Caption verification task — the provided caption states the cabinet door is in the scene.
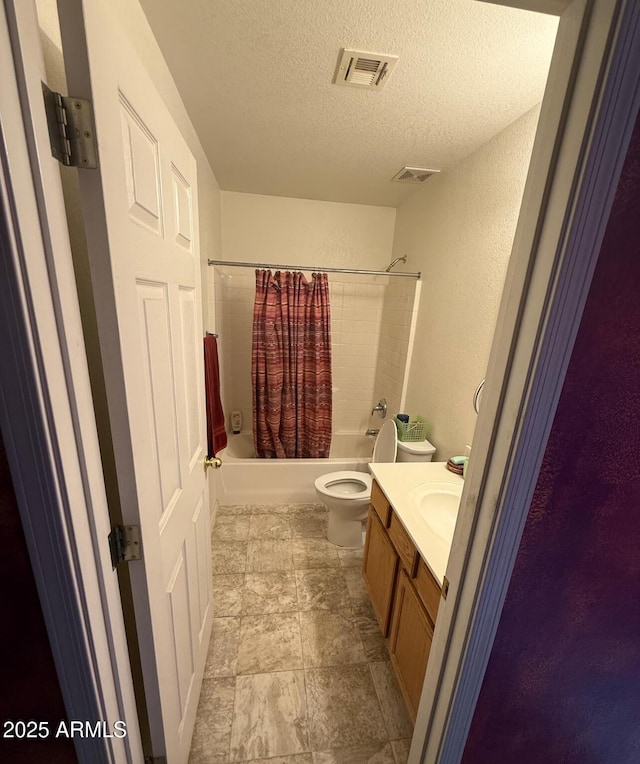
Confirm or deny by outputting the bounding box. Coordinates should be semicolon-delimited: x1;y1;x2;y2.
363;509;399;636
389;569;434;720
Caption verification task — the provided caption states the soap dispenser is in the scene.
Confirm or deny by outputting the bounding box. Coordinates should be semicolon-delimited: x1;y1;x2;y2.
231;410;242;434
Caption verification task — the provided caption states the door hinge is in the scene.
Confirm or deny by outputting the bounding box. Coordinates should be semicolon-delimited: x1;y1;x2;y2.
42;83;98;169
109;524;142;568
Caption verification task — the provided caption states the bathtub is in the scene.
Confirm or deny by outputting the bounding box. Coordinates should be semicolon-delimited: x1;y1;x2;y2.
216;432;374;505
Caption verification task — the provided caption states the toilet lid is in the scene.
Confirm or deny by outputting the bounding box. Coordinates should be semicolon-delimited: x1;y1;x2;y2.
372;419;397;463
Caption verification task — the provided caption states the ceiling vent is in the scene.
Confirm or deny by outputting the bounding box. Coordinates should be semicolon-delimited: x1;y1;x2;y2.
334;49;398;91
391;166;441;184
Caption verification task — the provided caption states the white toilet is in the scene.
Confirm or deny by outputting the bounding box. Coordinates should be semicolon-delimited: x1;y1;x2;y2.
314;420;436;547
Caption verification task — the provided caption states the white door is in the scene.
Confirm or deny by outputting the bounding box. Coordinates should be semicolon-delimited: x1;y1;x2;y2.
54;1;213;761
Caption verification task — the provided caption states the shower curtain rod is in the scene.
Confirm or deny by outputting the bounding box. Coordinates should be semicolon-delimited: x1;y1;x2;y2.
207;258;421;279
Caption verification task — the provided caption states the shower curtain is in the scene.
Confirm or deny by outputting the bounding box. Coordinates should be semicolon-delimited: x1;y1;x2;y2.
252;269;332;459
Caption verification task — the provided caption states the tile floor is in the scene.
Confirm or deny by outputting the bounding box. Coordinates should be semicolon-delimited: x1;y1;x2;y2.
190;503;413;764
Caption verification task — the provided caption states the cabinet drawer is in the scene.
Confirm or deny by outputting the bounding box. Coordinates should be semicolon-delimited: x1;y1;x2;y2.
388;512;417;574
413;557;441;626
370;480;391;527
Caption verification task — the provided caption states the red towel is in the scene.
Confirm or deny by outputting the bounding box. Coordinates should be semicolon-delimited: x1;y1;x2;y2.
204;335;227;456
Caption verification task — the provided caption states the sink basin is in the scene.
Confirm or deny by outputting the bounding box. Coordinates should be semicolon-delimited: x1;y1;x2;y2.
409;481;462;544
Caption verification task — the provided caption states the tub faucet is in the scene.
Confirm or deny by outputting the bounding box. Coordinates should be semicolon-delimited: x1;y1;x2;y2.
371;398;387;418
365;428;380;437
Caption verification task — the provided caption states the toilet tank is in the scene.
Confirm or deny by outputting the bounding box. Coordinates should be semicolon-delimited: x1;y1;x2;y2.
396;439;436;463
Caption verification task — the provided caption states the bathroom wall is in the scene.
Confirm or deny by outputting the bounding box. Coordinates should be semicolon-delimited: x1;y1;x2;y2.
220;191;396;271
393;105;541;458
461;110;640;764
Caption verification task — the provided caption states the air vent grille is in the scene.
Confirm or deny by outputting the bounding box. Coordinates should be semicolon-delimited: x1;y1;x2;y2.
391;166;441;184
334;49;398;91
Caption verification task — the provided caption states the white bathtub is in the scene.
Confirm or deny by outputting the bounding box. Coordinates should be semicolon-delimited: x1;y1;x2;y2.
216;432;373;504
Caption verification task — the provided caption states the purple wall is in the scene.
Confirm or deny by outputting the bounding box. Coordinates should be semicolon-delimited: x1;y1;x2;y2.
461;115;640;763
0;432;77;762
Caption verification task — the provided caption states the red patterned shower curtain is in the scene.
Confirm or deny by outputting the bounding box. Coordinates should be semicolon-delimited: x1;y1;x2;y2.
252;269;332;458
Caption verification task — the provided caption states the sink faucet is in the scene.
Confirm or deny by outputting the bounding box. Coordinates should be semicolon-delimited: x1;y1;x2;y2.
371;398;387;418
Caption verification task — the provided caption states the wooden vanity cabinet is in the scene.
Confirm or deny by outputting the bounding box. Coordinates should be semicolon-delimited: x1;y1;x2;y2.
370;479;392;526
389;569;434;718
362;479;443;721
363;509;399;636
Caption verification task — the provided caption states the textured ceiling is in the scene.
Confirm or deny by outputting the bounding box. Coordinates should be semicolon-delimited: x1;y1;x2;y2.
139;0;557;207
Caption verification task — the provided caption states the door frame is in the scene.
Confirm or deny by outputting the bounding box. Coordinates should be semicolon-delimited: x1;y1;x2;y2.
0;1;142;761
1;2;638;764
414;0;640;761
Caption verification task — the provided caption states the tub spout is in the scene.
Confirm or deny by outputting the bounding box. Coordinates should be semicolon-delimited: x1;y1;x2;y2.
365;429;380;437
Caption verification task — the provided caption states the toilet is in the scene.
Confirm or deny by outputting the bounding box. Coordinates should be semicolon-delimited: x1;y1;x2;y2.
314;420;436;547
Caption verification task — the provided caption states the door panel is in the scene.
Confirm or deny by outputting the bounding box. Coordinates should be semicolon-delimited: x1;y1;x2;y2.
178;287;204;470
120;95;163;234
57;0;212;760
136;280;183;514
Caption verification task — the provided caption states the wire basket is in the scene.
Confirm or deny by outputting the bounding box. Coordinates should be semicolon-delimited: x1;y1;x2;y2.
393;415;429;442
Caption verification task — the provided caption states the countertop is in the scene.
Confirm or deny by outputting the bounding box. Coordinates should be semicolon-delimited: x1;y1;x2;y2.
369;462;464;586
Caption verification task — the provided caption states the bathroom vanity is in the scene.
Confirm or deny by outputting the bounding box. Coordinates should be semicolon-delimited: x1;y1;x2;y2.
363;464;463;720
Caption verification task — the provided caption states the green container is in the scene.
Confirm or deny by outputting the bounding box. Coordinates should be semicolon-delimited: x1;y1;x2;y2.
393;415;429;442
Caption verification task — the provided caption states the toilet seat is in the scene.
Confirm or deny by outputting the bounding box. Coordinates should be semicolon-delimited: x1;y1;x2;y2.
314;471;372;499
371;419;398;463
315;420;398;546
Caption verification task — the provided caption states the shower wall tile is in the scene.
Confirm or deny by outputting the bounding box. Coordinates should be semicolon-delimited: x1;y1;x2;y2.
330;274;386;434
370;279;420;425
214;268;256;436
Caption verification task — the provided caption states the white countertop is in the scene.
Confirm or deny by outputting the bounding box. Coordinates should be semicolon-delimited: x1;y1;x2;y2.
369;462;464;586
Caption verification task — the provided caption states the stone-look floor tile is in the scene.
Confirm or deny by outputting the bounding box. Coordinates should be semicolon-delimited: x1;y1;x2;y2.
189;753;227;764
229;670;309;761
249;503;293;515
204;617;241;677
212;514;250;541
212;574;245;617
236;613;303;674
218;504;254;516
243;571;299;615
188;677;235;762
211;541;247;574
289;507;329;538
353;601;389;662
247;539;294;572
305;665;388;750
391;738;411;764
295;569;351;611
369;662;413;740
313;741;396;763
300;610;366;668
343;567;370;607
291;503;323;513
248;756;313;764
249;513;291;540
292;538;340;569
337;546;364;568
